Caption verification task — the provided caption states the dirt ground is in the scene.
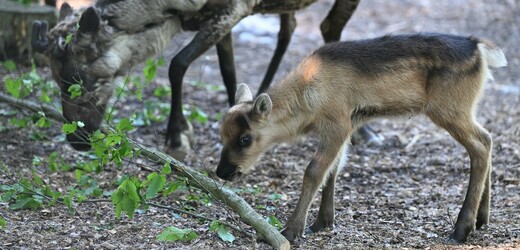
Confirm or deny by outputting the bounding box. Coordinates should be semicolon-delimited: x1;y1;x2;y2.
1;0;519;249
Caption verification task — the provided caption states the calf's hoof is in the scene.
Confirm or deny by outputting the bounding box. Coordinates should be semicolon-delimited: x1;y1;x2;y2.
447;228;471;244
281;227;303;243
165;123;193;160
475;212;489;230
306;221;334;234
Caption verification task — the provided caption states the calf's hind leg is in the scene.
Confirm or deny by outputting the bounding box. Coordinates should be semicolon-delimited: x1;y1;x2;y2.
476;160;491;229
427;112;492;243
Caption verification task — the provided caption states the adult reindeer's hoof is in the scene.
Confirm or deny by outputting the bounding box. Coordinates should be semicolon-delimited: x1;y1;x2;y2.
165;122;193;160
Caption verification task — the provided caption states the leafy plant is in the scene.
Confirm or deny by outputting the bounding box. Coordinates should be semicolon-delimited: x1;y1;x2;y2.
112;178;141;219
156;226;198;242
266;215;283;230
143;57;165;82
210;220;235;243
0;215;6;228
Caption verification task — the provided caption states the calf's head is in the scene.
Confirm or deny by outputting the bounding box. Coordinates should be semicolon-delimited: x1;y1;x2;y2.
216;84;274;181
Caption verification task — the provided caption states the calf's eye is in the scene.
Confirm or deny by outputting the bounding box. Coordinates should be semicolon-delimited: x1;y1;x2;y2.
238;134;252;147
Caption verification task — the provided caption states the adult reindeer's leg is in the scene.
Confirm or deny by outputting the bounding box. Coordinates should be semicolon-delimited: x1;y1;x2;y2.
307;143;348;233
428;113;492;243
282;123;351;242
320;0;360;42
257;12;296;95
216;32;237;106
166;1;256;159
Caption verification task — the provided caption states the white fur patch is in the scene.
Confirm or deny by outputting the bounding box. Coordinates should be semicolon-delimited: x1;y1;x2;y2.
478;43;507;68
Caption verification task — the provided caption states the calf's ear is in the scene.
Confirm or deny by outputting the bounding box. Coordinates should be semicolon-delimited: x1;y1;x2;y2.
235;83;253;104
252;93;272;121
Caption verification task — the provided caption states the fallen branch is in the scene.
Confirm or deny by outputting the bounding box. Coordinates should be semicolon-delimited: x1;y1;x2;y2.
0;92;290;250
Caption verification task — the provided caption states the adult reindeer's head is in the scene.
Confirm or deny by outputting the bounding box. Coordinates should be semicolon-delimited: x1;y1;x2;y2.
32;3;182;150
32;3;114;150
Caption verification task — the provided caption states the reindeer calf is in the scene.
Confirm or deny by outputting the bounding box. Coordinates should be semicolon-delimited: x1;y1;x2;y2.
216;33;507;243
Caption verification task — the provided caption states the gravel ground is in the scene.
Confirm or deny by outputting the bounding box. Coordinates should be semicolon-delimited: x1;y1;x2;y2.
1;0;519;249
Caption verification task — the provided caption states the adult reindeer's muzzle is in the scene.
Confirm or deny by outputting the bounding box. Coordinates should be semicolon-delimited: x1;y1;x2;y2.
32;21;49;53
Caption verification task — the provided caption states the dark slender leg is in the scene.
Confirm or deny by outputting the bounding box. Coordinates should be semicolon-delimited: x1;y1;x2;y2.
256;12;297;95
320;0;360;43
216;32;238;106
166;6;246;159
476;163;491;229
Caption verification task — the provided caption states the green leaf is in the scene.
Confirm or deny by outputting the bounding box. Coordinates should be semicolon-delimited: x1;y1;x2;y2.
209;220;220;231
35;117;51;128
62;122;78;134
153;86;171;98
9;197;42;210
161;162;172;175
143;59;157;82
0;215;6;228
268;193;282;201
112;179;140;219
65;33;73;44
145;173;166;199
217;226;235;243
32;171;44;186
32;156;42;166
68;84;82;99
156;226;198;242
266;215;283;230
116;118;134;132
3;60;16;72
48;152;59;172
5;77;22;98
39;91;51;103
187;106;208;124
105;133;122;146
210;220;235;243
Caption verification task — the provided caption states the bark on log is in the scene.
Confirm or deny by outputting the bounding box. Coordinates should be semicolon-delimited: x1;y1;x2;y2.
0;92;291;250
0;0;57;62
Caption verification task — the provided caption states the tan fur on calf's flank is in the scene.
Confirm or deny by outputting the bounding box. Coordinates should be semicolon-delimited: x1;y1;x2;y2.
301;56;321;83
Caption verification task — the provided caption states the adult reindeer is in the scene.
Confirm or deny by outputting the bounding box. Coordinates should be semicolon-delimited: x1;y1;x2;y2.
32;0;377;159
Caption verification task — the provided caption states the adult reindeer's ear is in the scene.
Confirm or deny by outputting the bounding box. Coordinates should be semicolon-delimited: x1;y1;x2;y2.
78;7;100;34
235;83;253;104
252;93;272;121
59;2;73;21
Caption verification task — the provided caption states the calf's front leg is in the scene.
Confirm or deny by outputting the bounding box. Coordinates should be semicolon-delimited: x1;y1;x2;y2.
282;126;350;242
